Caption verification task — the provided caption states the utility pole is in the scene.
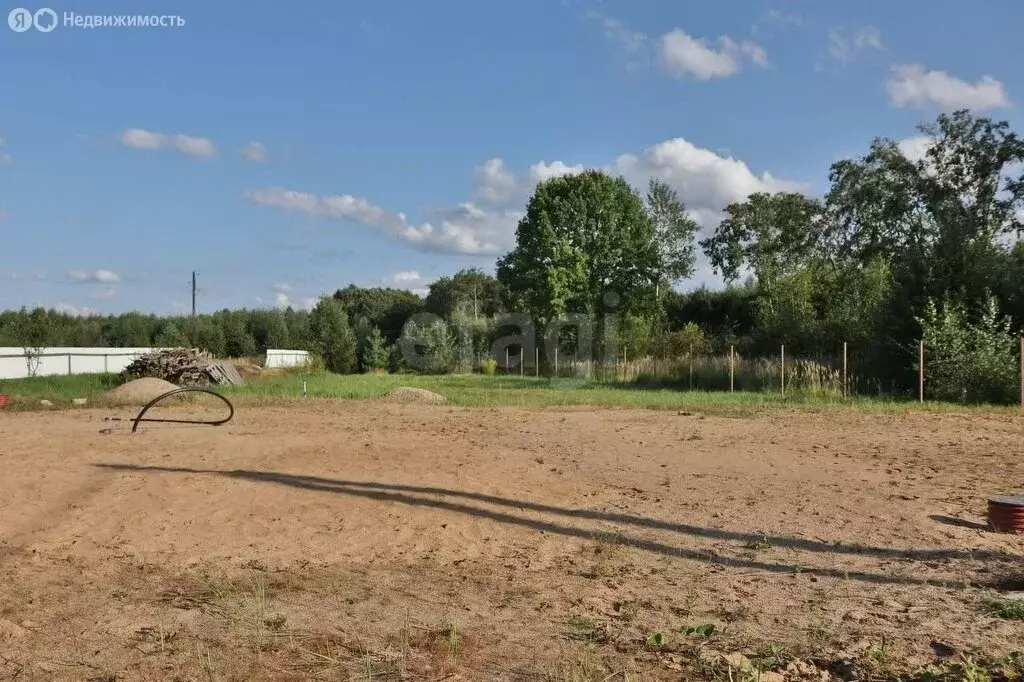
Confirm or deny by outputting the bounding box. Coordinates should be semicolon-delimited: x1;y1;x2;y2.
191;271;197;317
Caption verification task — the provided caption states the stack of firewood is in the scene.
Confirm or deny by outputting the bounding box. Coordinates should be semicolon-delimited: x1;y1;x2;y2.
121;349;244;386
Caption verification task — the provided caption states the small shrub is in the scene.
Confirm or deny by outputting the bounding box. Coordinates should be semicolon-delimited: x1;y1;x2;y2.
918;295;1018;404
482;357;498;375
400;319;457;374
360;327;390;373
984;598;1024;620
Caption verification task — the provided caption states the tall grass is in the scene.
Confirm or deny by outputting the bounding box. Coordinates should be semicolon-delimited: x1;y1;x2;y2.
537;353;848;397
0;373;121;409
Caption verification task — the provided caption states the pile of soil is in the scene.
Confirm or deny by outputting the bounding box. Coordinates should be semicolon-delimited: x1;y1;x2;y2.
379;387;447;404
104;378;180;405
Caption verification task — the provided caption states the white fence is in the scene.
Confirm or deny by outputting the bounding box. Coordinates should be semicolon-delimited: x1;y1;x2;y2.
265;349;311;369
0;347;314;380
0;347;163;380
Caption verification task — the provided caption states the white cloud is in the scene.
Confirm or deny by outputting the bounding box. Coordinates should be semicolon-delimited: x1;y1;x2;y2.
385;270;422;285
271;284;320;310
54;303;97;317
247;186;520;255
8;270;47;282
854;26;884;51
473;158;586;208
250;136;803;257
173;134;215;158
588;11;647;53
120;128;163;150
827;26;884;65
473;158;520;204
68;269;121;284
586;11;651;73
659;29;768;80
242;141;268;163
898;136;932;164
614;138;806;228
887;64;1010;110
119;128;217;158
379;270;435;296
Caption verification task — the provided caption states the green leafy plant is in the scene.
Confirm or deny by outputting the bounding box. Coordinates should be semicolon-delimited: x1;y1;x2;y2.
645;632;666;647
917;295;1018;404
679;623;717;638
482;357;498;375
983;598;1024;620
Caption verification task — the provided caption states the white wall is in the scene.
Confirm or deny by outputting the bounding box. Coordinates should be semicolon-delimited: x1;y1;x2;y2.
265;349;311;369
0;347;314;379
0;347;163;380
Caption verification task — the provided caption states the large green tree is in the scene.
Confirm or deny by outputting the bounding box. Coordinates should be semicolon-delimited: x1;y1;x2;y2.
825;110;1024;306
496;170;660;323
332;286;424;341
425;268;502;320
700;192;824;285
646;178;698;287
308;298;358;373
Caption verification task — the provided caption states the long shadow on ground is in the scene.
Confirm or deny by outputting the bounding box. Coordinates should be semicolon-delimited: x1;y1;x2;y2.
94;464;1021;588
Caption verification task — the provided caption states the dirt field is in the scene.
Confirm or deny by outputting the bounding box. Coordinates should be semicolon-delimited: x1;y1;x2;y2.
1;401;1023;680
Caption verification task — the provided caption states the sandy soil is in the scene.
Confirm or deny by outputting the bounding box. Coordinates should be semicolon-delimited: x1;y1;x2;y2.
0;401;1022;680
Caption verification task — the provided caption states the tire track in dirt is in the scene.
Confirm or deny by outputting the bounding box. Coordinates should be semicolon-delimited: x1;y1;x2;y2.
0;468;122;562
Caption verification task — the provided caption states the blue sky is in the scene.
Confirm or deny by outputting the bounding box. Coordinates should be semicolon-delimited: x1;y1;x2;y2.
1;0;1021;315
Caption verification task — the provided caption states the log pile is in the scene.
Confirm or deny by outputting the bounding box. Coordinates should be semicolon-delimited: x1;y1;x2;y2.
121;349;245;387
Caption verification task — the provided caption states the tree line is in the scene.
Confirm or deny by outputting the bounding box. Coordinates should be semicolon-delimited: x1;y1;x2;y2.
3;110;1022;403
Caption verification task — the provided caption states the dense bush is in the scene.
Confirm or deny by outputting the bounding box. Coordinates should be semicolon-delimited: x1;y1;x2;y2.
918;296;1019;404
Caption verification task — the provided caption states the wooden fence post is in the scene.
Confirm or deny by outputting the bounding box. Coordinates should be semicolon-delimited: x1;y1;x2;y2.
843;342;848;398
688;345;693;391
535;347;539;378
781;344;786;396
520;349;524;376
67;354;72;375
505;347;509;374
729;345;734;393
554;347;558;377
919;340;924;403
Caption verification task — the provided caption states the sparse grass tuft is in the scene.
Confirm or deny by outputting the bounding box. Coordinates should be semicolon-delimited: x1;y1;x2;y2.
983;597;1024;620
